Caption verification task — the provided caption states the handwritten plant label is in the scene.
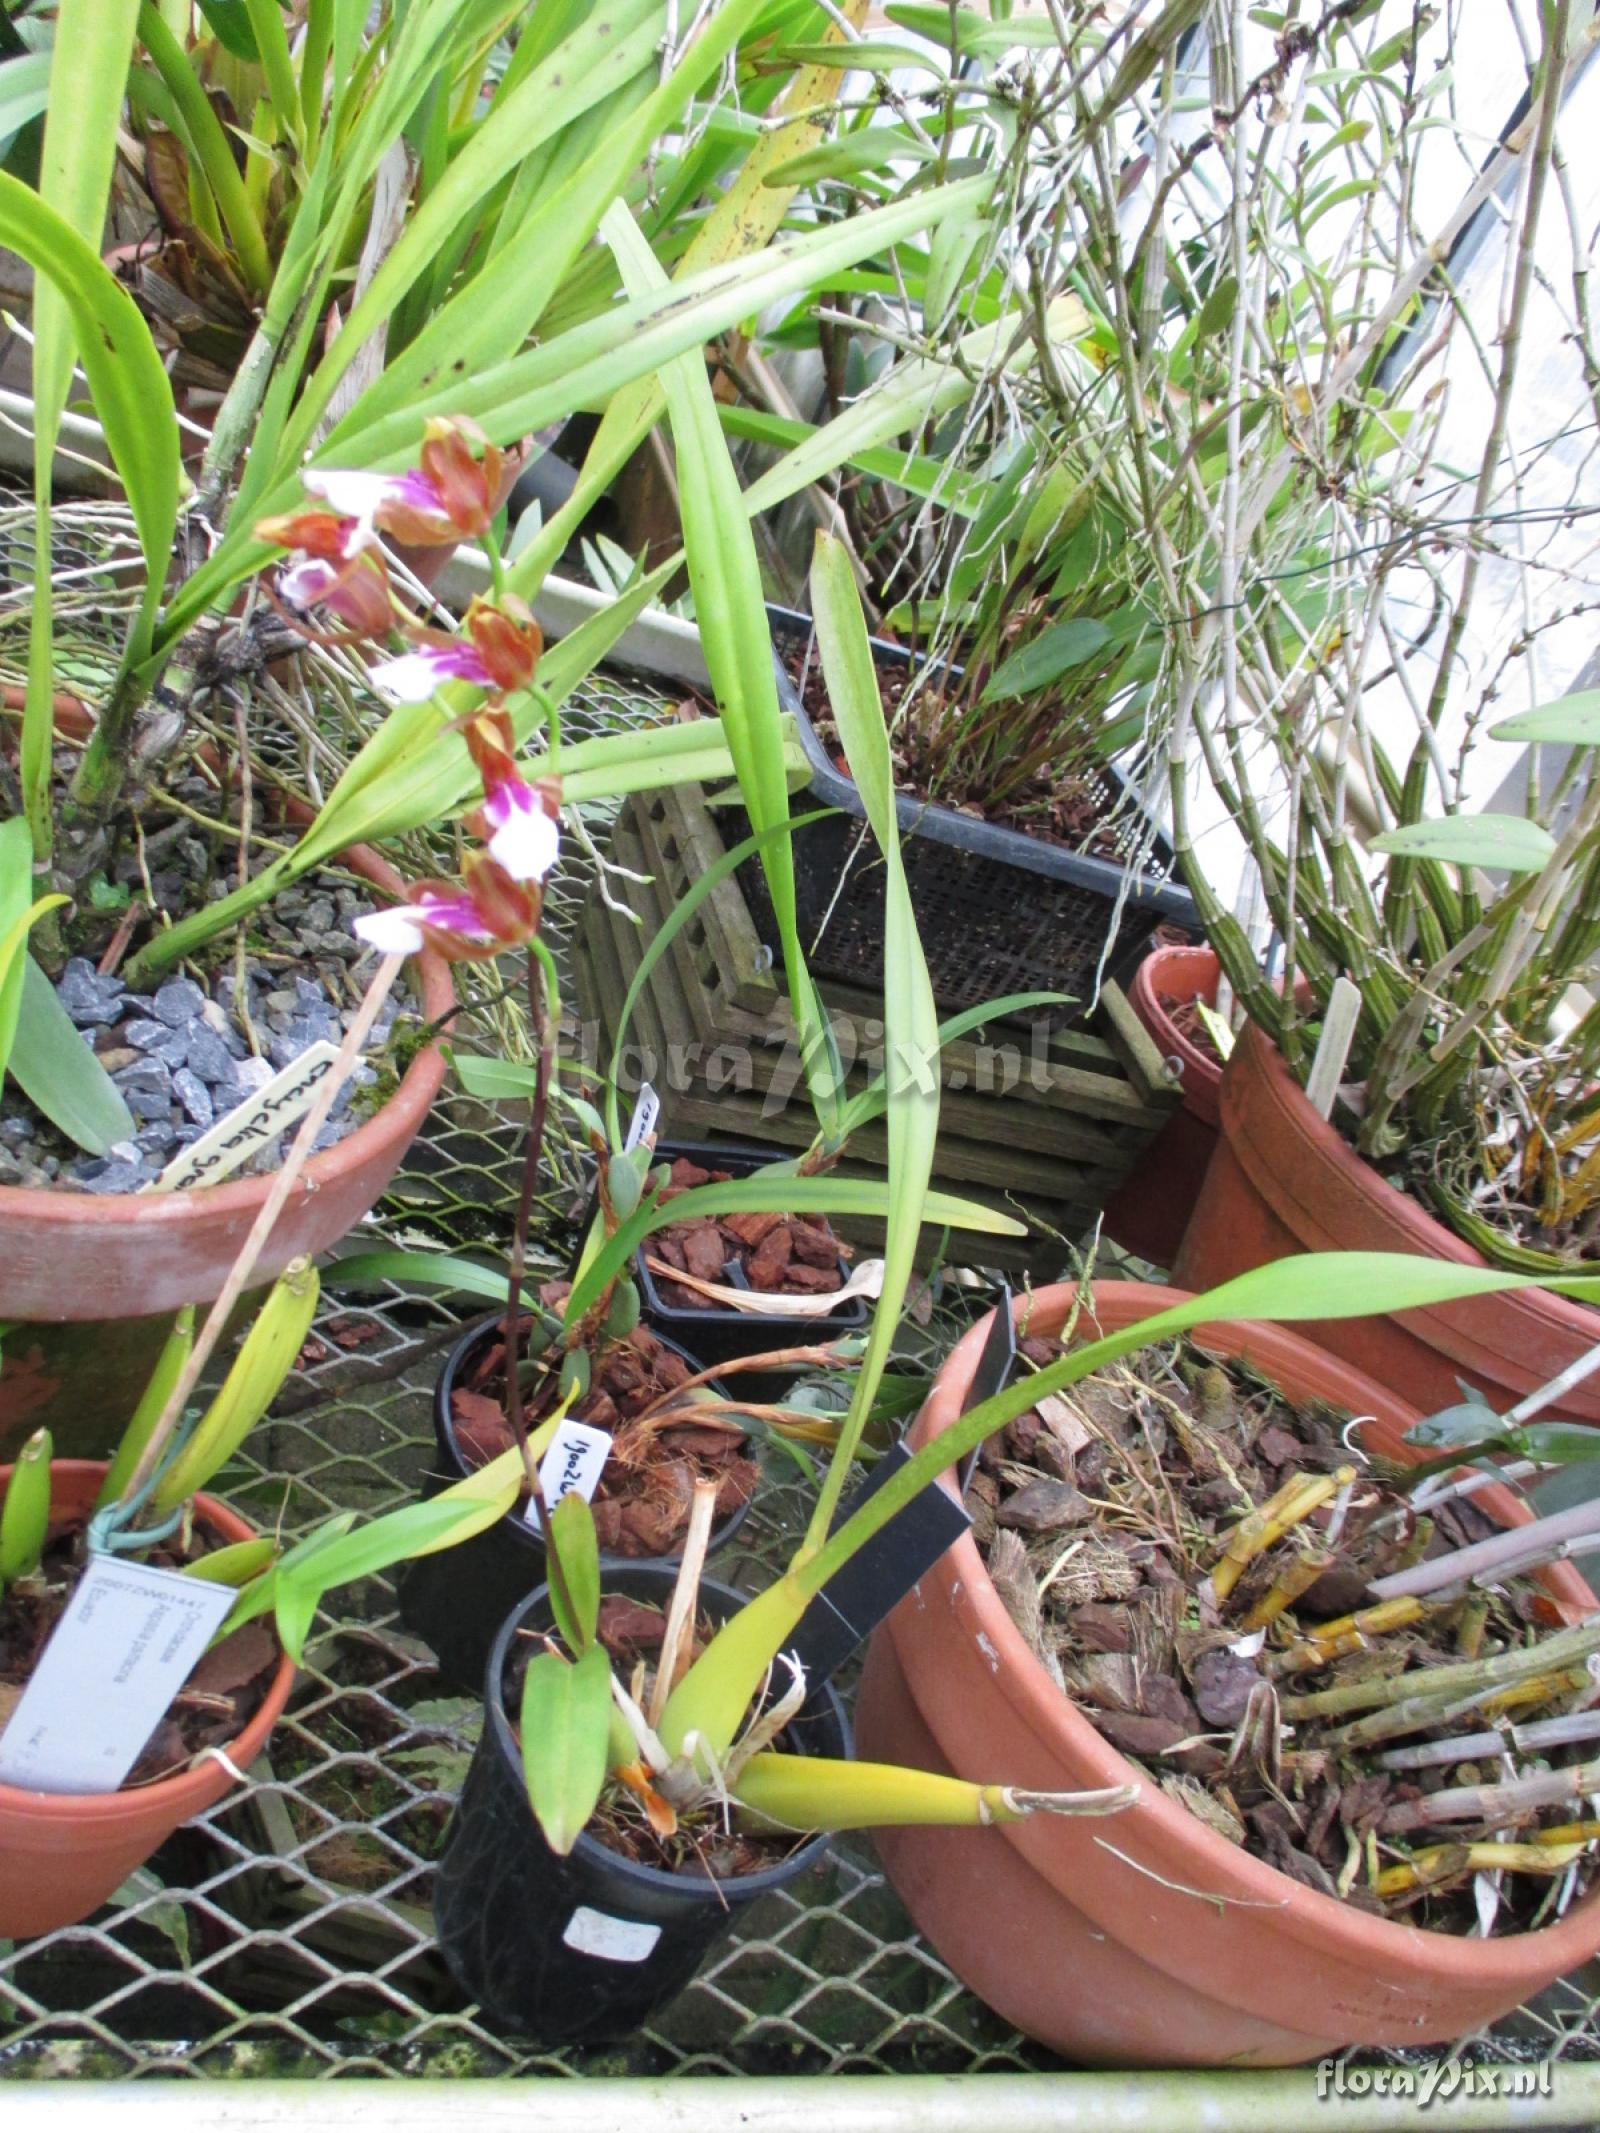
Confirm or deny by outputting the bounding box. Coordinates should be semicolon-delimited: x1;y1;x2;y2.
150;1040;342;1193
533;1420;612;1518
561;1905;660;1963
0;1555;237;1795
623;1081;660;1153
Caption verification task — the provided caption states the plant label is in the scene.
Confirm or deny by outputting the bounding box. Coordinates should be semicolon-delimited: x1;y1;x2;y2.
787;1440;973;1686
535;1421;612;1511
0;1555;238;1795
149;1041;343;1193
623;1082;660;1153
789;1290;1015;1684
561;1905;660;1963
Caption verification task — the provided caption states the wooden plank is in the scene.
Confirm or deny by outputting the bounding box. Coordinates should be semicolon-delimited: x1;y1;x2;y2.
578;893;1134;1206
617;800;1172;1131
1097;972;1183;1107
602;827;1152;1171
626;790;780;1015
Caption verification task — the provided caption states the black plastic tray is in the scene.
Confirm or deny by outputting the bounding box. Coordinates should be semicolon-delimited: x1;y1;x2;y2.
581;1137;870;1399
756;606;1197;1025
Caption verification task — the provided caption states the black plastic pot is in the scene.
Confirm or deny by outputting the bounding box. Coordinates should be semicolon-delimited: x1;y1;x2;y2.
752;606;1197;1028
433;1564;850;2042
398;1314;750;1691
606;1139;869;1396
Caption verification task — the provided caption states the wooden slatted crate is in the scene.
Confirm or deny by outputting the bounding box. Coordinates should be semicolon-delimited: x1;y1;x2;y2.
572;786;1178;1273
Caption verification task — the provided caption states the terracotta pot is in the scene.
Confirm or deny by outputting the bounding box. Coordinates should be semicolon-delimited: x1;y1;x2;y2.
856;1282;1600;2067
0;815;452;1452
1174;1021;1600;1425
0;1460;296;1939
1102;944;1223;1267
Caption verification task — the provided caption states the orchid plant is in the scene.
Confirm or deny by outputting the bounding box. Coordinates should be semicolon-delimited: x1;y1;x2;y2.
479;537;1600;1864
281;438;1029;1566
0;1256;531;1687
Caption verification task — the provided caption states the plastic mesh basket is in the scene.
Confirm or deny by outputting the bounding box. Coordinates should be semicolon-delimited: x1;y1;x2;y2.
748;616;1197;1028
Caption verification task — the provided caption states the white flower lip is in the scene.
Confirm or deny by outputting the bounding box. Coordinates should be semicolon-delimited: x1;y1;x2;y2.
369;650;450;704
487;794;560;882
353;908;427;954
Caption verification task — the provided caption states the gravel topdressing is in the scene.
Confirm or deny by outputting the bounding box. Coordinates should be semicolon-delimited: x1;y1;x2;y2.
1;877;407;1195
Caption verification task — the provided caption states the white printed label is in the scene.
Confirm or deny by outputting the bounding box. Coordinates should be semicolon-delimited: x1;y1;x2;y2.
0;1555;238;1795
534;1421;612;1514
623;1082;660;1154
561;1905;661;1963
149;1041;342;1193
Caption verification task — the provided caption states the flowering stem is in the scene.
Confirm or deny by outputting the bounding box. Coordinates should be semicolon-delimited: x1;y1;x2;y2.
116;952;404;1513
502;934;576;1632
481;522;508;604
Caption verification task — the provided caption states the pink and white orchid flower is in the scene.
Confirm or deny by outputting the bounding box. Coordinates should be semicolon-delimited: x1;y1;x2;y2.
463;710;561;884
368;641;498;703
303;419;506;552
482;767;561;883
352;886;500;958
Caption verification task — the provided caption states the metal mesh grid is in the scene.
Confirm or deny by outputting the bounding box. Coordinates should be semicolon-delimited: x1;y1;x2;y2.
2;629;1599;2083
0;1071;1059;2081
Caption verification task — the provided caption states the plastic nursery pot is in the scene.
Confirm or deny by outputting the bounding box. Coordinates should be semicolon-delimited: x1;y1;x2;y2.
752;607;1198;1031
0;1460;296;1940
398;1313;751;1691
615;1138;869;1395
855;1282;1600;2069
1102;943;1222;1268
1174;1019;1600;1425
433;1562;849;2043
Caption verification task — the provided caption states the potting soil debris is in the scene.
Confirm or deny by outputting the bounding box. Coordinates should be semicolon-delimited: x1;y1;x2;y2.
970;1325;1600;1937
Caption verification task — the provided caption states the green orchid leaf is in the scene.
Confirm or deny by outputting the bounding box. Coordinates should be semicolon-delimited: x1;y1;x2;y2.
981;618;1113;703
546;1494;601;1657
331;1249;537;1310
9;956;136;1154
520;1643;612;1855
1370;814;1557;874
1489;690;1600;747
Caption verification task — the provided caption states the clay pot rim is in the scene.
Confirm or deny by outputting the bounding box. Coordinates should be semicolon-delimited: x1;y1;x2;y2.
904;1281;1600;1986
0;1458;296;1822
1225;1020;1600;1317
0;834;452;1234
1131;943;1224;1114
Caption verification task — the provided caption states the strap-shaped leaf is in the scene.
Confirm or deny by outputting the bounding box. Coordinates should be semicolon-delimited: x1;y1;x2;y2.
800;533;939;1547
9;956;136;1154
0;171;179;661
0;816;56;1081
521;1643;612;1855
607;198;843;1140
547;1495;600;1657
1371;814;1557;873
566;1174;1025;1329
1490;690;1600;747
23;0;143;855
